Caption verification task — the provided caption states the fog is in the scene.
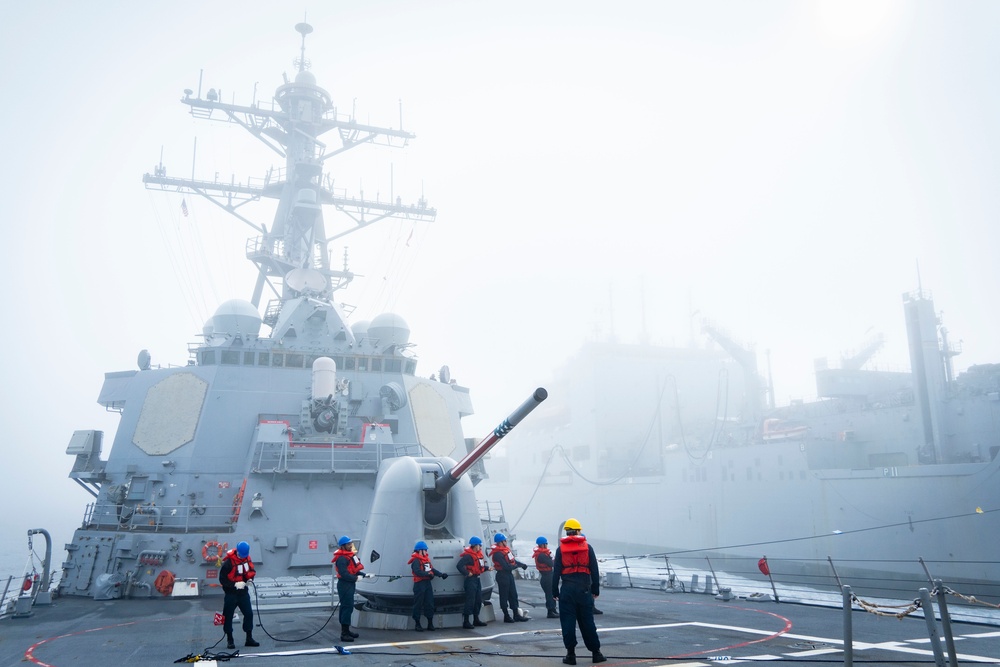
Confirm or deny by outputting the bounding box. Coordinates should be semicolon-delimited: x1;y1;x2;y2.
3;1;1000;575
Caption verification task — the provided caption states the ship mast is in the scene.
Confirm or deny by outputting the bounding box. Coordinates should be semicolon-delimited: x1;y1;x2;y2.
143;22;436;316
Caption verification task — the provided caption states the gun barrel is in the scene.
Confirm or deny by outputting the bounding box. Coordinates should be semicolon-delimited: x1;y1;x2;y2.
434;387;547;496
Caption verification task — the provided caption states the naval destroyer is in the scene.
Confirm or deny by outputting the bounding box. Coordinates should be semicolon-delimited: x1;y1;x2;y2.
482;290;1000;603
8;21;535;611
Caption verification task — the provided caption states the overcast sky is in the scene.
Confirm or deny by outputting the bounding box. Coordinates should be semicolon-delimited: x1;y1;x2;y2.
3;0;999;573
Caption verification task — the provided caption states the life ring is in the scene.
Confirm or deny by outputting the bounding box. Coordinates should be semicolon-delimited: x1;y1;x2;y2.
22;576;32;592
203;541;227;562
154;570;176;596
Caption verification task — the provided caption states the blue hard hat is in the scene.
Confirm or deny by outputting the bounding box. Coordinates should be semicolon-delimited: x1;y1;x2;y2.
236;541;250;558
470;536;483;546
493;533;507;543
536;536;548;545
414;541;428;551
338;536;352;547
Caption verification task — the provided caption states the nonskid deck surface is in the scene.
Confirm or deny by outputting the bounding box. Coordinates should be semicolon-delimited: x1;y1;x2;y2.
3;587;999;667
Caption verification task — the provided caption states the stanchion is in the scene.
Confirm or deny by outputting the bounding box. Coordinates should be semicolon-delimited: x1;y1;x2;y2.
842;585;853;667
918;587;946;667
934;580;958;667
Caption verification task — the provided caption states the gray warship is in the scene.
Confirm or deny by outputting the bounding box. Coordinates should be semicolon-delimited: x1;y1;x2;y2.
482;289;1000;603
33;21;529;609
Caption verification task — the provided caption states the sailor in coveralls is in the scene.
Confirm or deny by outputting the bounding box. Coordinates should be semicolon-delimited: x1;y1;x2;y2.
456;535;491;628
552;519;605;664
332;535;364;642
490;532;529;622
219;541;259;649
533;536;559;618
409;541;447;631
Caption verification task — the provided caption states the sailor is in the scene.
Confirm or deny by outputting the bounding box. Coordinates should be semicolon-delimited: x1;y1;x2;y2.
409;541;448;631
552;519;605;665
456;535;490;629
218;540;260;649
332;535;365;642
490;533;529;623
532;536;558;618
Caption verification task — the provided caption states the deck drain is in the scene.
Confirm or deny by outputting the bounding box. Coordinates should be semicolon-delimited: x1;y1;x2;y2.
788;640;833;650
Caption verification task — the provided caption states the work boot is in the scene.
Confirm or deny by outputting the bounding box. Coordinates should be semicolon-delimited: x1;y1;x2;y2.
503;611;514;623
473;616;487;627
341;624;358;640
414;618;424;632
425;616;437;631
245;633;260;648
593;607;604;614
563;650;577;665
226;633;235;649
339;631;355;642
462;615;474;629
547;610;559;618
592;650;607;663
513;612;529;622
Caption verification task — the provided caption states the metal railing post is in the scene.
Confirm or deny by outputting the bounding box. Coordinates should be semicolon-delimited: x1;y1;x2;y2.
842;585;853;667
705;557;718;595
622;555;633;588
918;587;946;667
934;580;958;667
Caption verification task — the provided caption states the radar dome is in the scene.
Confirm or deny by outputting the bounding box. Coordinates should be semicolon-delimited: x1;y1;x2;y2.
351;320;371;342
368;313;410;349
294;70;317;86
211;299;262;337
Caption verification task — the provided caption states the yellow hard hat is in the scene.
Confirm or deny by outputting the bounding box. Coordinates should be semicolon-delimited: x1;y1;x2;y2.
563;518;582;531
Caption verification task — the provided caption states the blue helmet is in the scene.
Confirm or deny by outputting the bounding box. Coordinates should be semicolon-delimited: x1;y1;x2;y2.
414;540;428;551
469;536;483;546
338;536;352;547
536;536;548;545
236;541;250;558
493;533;507;543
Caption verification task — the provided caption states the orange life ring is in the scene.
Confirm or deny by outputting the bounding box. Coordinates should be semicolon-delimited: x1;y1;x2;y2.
202;540;227;562
22;576;33;592
154;570;176;596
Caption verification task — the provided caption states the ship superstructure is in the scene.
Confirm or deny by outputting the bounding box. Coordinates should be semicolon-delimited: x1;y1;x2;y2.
484;290;1000;601
59;23;488;601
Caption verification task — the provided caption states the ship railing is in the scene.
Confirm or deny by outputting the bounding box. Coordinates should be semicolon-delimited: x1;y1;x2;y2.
595;551;1000;625
80;499;246;533
250;440;420;475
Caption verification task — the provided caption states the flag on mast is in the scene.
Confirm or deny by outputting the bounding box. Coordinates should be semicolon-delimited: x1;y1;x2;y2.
181;199;189;217
405;228;414;246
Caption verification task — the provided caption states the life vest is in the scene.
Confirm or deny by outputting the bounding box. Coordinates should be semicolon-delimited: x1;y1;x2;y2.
461;547;488;576
224;549;256;583
559;535;591;575
533;546;553;572
332;548;365;577
490;544;518;569
409;551;434;581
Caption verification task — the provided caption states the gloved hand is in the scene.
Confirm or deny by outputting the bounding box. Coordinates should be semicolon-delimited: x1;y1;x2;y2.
520;563;528;570
440;573;449;579
235;581;246;590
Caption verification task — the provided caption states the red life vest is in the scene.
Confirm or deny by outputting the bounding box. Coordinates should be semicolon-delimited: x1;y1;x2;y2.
490;544;518;568
461;547;488;575
332;548;365;577
559;535;590;575
224;549;256;583
409;551;434;581
533;546;553;572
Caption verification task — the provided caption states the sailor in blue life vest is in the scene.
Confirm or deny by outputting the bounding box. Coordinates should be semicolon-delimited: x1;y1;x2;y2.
456;535;491;629
532;536;559;618
332;535;367;642
409;541;448;631
218;541;259;649
552;518;605;665
490;533;530;622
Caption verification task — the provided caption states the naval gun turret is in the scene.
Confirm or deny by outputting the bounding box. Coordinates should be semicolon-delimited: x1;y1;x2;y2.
357;388;547;614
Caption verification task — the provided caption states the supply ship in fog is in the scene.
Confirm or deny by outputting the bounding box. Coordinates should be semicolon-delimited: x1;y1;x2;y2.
482;290;1000;601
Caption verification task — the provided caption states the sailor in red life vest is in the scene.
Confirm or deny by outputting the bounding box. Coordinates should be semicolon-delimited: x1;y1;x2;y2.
332;535;366;643
218;541;259;649
409;541;448;631
456;535;491;629
533;536;559;618
490;533;529;623
552;518;605;665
